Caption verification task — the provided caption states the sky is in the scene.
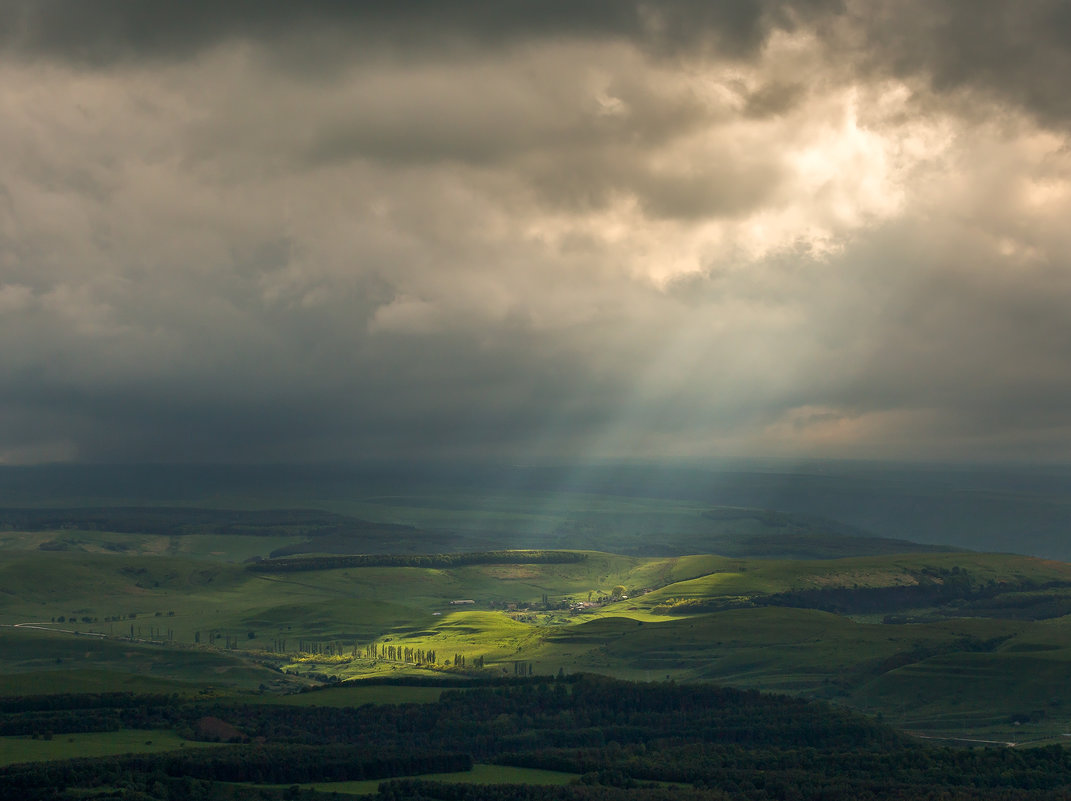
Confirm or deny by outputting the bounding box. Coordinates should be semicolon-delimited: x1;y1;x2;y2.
1;0;1070;465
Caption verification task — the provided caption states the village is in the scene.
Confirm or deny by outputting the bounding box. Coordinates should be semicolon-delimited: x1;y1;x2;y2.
443;586;651;625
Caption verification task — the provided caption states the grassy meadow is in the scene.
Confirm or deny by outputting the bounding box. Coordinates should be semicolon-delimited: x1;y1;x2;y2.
0;730;222;767
288;764;582;796
4;491;1071;743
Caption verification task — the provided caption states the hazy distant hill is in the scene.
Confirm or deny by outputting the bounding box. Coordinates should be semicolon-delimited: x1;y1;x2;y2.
1;461;1069;558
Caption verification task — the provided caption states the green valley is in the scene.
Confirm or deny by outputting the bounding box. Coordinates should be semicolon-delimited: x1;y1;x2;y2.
5;509;1071;745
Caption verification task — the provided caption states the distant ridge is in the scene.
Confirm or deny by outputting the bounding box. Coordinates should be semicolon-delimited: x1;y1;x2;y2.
247;549;587;573
0;507;414;538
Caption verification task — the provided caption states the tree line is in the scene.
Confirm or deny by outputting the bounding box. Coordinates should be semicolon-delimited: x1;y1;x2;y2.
4;675;1071;800
248;550;587;573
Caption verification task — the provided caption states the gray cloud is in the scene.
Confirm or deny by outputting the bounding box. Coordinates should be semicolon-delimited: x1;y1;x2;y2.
4;0;1070;130
822;0;1071;127
1;3;1070;464
0;1;791;65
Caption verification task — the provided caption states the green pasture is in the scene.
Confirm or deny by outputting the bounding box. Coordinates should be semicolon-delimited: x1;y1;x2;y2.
855;648;1071;740
0;628;294;695
0;551;248;624
520;607;1071;739
621;551;1071;614
4;548;1071;672
0;730;220;766
0;668;206;697
0;529;302;562
0;550;649;650
274;763;581;796
2;547;1068;641
6;544;1071;740
533;607;1027;682
8;522;1045;661
276;610;545;681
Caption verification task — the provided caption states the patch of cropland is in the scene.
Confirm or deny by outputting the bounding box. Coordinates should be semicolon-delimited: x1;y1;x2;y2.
5;676;1071;800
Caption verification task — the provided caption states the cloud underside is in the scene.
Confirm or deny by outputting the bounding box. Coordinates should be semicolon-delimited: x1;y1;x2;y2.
1;1;1070;463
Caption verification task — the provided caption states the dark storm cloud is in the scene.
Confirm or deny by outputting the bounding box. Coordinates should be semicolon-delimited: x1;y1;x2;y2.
0;0;792;63
2;0;1071;465
4;0;1070;128
828;0;1071;127
743;81;806;119
0;307;633;462
3;0;1070;130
